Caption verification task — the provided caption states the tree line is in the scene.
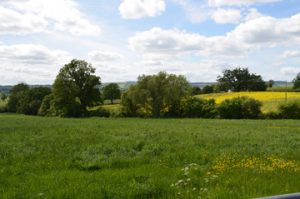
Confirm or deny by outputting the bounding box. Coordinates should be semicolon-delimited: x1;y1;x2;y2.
1;59;300;119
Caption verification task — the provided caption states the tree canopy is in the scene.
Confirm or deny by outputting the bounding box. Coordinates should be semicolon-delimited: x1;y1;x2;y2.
52;59;101;117
121;72;191;118
103;83;121;104
7;83;29;112
217;67;267;92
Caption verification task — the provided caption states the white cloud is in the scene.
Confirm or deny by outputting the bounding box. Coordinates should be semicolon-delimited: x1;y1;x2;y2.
243;8;264;21
129;12;300;63
0;0;101;36
208;0;281;7
211;8;241;24
0;6;47;34
0;43;72;84
128;27;238;58
88;51;124;62
282;51;300;58
173;0;211;23
119;0;166;19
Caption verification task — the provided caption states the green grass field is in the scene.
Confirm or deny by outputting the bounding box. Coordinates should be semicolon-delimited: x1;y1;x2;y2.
0;114;300;198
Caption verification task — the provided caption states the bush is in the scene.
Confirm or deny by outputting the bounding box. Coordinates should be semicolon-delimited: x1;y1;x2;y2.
218;96;262;119
278;101;300;119
0;106;7;113
88;107;110;117
182;97;217;118
264;111;282;119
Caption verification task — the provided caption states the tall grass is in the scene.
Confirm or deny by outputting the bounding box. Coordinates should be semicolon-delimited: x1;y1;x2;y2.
0;114;300;198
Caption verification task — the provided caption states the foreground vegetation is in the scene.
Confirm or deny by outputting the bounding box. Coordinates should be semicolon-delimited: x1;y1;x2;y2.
0;114;300;198
198;92;300;112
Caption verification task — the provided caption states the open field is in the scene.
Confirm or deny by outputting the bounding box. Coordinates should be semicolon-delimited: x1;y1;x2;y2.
0;114;300;198
197;92;300;113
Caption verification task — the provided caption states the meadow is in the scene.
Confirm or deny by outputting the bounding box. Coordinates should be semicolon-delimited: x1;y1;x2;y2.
0;114;300;198
197;91;300;113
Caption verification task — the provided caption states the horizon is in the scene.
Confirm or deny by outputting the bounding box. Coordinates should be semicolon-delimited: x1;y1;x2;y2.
1;0;300;84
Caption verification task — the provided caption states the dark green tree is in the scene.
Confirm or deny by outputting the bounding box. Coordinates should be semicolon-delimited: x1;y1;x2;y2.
103;83;121;104
293;73;300;91
202;85;214;94
52;59;101;117
7;83;29;112
192;86;201;95
0;93;7;101
268;80;275;88
217;67;267;92
17;87;51;115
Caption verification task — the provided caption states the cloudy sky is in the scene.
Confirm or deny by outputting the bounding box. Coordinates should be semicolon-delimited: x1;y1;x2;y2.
0;0;300;84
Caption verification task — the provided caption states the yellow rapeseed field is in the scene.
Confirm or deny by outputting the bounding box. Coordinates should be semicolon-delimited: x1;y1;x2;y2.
197;92;300;112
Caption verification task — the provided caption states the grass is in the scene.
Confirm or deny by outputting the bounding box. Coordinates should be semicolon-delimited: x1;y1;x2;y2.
0;114;300;198
197;91;300;113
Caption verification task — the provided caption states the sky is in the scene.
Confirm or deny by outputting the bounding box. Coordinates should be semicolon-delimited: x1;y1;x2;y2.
0;0;300;85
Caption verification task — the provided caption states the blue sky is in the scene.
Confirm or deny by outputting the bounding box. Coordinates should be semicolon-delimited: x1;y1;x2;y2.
0;0;300;84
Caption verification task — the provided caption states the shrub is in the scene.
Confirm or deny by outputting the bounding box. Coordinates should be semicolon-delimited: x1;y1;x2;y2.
0;106;7;113
278;101;300;119
218;96;262;119
88;107;110;117
182;97;217;118
264;111;282;119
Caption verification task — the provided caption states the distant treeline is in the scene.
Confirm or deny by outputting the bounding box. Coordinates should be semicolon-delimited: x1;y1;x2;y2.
1;59;300;119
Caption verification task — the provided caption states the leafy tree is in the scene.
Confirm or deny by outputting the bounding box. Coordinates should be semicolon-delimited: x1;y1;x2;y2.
52;59;101;117
103;83;121;104
38;94;55;116
7;83;29;112
293;73;300;91
121;72;191;118
17;87;52;115
192;86;201;95
202;85;214;94
217;67;267;92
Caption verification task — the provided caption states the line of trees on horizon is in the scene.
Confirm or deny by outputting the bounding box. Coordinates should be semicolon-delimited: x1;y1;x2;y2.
1;59;300;119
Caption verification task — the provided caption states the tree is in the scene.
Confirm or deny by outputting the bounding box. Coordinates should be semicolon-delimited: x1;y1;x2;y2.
121;72;191;118
52;59;102;117
38;94;55;116
202;85;214;94
293;73;300;91
268;80;275;88
217;67;267;92
0;93;7;101
7;83;29;112
17;87;51;115
192;86;201;95
103;83;121;104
